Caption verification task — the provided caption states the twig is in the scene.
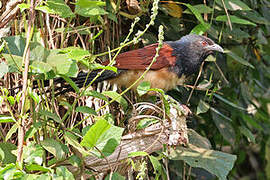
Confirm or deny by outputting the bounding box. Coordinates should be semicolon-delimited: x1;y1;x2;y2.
17;0;35;164
186;62;205;104
220;0;232;30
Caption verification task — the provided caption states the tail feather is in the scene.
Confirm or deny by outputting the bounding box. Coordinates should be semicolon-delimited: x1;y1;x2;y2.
9;69;121;96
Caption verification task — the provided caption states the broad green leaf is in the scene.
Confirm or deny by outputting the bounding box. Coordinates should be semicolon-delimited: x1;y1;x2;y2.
215;0;251;11
75;5;108;17
36;0;75;18
23;144;44;165
82;90;108;101
81;119;124;157
169;145;237;180
39;110;62;123
102;91;128;110
28;89;40;104
81;119;111;148
60;47;90;61
0;116;16;123
226;50;255;68
211;108;235;145
59;74;80;94
41;139;66;160
216;15;256;26
18;3;30;12
30;61;52;74
188;129;212;149
0;163;19;179
46;54;78;77
137;81;151;96
196;100;210;115
55;166;75;179
128;151;149;157
0;62;8;78
75;106;97;116
2;54;22;73
0;142;17;164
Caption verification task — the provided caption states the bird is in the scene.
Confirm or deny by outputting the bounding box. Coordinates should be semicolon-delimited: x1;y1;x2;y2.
36;34;224;95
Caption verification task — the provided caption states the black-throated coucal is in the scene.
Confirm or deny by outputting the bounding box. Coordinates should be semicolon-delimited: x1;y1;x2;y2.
46;34;224;95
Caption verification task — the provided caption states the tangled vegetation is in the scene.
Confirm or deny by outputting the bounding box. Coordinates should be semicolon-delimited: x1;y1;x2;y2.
0;0;269;179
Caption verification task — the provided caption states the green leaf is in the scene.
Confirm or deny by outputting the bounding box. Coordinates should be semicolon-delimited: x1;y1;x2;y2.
216;15;256;26
30;61;53;75
211;108;235;145
39;110;62;123
0;142;17;164
64;132;89;156
213;93;247;111
196;100;210;115
215;0;251;11
25;164;51;172
5;124;18;141
81;119;111;148
2;54;22;73
7;96;15;105
137;118;159;130
102;91;128;110
89;63;117;73
55;166;75;179
23;144;44;165
81;119;124;157
75;106;97;116
36;0;75;18
75;4;108;17
68;155;82;167
239;126;256;143
18;3;31;12
41;139;66;160
190;23;211;35
60;47;90;61
76;0;106;7
183;3;210;32
188;129;212;149
46;53;78;77
226;50;255;68
128;151;149;157
137;81;151;96
0;116;16;123
149;155;163;178
0;62;8;78
183;4;213;14
168;145;237;180
59;74;80;94
82;90;108;101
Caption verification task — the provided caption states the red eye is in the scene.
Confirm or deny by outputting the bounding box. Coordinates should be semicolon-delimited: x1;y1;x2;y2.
201;41;208;46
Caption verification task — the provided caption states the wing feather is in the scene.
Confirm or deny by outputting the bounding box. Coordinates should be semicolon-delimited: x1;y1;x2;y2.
103;43;176;70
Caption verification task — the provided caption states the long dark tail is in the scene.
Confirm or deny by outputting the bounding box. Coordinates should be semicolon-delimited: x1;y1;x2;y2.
10;70;120;96
54;70;119;95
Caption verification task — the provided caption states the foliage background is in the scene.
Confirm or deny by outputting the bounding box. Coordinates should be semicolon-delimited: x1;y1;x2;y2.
0;0;270;179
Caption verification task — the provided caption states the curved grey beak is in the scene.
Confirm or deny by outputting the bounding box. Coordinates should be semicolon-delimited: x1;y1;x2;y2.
206;44;224;53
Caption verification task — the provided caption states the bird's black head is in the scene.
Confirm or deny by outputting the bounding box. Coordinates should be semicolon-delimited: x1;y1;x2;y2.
168;34;224;76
